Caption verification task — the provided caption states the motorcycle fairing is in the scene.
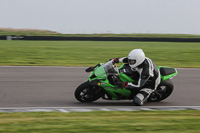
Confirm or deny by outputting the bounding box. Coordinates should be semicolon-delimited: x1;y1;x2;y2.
158;66;178;81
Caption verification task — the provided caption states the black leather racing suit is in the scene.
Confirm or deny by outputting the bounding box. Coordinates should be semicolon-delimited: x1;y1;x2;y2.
119;57;161;105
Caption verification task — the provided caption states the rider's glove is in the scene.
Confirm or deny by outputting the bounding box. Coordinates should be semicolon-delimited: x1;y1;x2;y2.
123;82;128;88
117;82;128;89
113;58;119;64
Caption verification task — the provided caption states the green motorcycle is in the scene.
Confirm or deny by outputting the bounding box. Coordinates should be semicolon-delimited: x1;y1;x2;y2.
75;60;178;104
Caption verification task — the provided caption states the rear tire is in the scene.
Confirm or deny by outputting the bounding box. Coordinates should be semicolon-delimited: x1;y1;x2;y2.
75;81;105;103
147;79;173;102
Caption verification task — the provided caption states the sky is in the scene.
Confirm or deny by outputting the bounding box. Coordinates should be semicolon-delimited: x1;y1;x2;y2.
0;0;200;34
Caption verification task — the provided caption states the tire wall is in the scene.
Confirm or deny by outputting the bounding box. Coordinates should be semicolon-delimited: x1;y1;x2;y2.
1;35;200;42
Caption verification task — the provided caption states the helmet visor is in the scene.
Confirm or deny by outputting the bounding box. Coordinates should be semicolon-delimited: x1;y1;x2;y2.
128;59;136;65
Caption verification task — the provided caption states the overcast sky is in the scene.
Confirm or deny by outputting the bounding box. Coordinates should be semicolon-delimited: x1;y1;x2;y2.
0;0;200;34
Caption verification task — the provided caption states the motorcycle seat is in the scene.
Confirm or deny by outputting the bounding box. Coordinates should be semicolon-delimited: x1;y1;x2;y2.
160;67;176;76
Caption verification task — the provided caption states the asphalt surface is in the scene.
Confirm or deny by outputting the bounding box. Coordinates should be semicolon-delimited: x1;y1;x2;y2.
0;66;199;108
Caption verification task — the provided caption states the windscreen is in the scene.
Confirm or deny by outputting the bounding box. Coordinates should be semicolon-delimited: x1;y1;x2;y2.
103;61;117;77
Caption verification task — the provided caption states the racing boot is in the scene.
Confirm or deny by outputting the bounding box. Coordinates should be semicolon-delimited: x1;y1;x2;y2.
133;88;153;106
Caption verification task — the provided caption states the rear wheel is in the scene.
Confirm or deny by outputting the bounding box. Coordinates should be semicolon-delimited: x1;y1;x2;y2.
75;81;105;102
147;79;173;102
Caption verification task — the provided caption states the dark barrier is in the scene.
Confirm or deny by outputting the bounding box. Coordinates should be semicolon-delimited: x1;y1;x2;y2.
0;36;6;40
1;35;200;42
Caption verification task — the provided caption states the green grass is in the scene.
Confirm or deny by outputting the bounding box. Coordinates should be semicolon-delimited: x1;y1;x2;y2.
0;40;199;68
0;110;200;132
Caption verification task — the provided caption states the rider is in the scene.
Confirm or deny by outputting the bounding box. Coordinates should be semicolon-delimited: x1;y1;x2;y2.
113;49;161;106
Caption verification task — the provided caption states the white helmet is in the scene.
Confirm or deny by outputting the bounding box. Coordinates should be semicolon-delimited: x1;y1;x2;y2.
128;49;145;68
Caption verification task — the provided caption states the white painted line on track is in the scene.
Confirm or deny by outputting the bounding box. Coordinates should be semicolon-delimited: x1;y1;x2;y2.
25;109;54;112
57;109;70;113
0;106;200;112
0;106;200;110
0;106;199;109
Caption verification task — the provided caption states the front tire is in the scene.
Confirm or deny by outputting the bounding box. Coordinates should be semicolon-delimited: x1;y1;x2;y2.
75;81;105;103
147;79;174;102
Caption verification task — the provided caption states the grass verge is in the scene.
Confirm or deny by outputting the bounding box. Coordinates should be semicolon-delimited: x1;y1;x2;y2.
0;40;199;68
0;110;200;132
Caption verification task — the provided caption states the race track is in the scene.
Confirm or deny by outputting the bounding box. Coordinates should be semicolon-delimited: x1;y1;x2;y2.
0;66;199;108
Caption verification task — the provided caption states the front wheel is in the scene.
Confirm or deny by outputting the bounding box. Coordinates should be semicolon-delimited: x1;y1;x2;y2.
147;79;174;102
75;81;105;103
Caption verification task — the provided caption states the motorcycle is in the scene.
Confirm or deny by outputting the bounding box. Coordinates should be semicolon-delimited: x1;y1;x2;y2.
75;60;178;104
